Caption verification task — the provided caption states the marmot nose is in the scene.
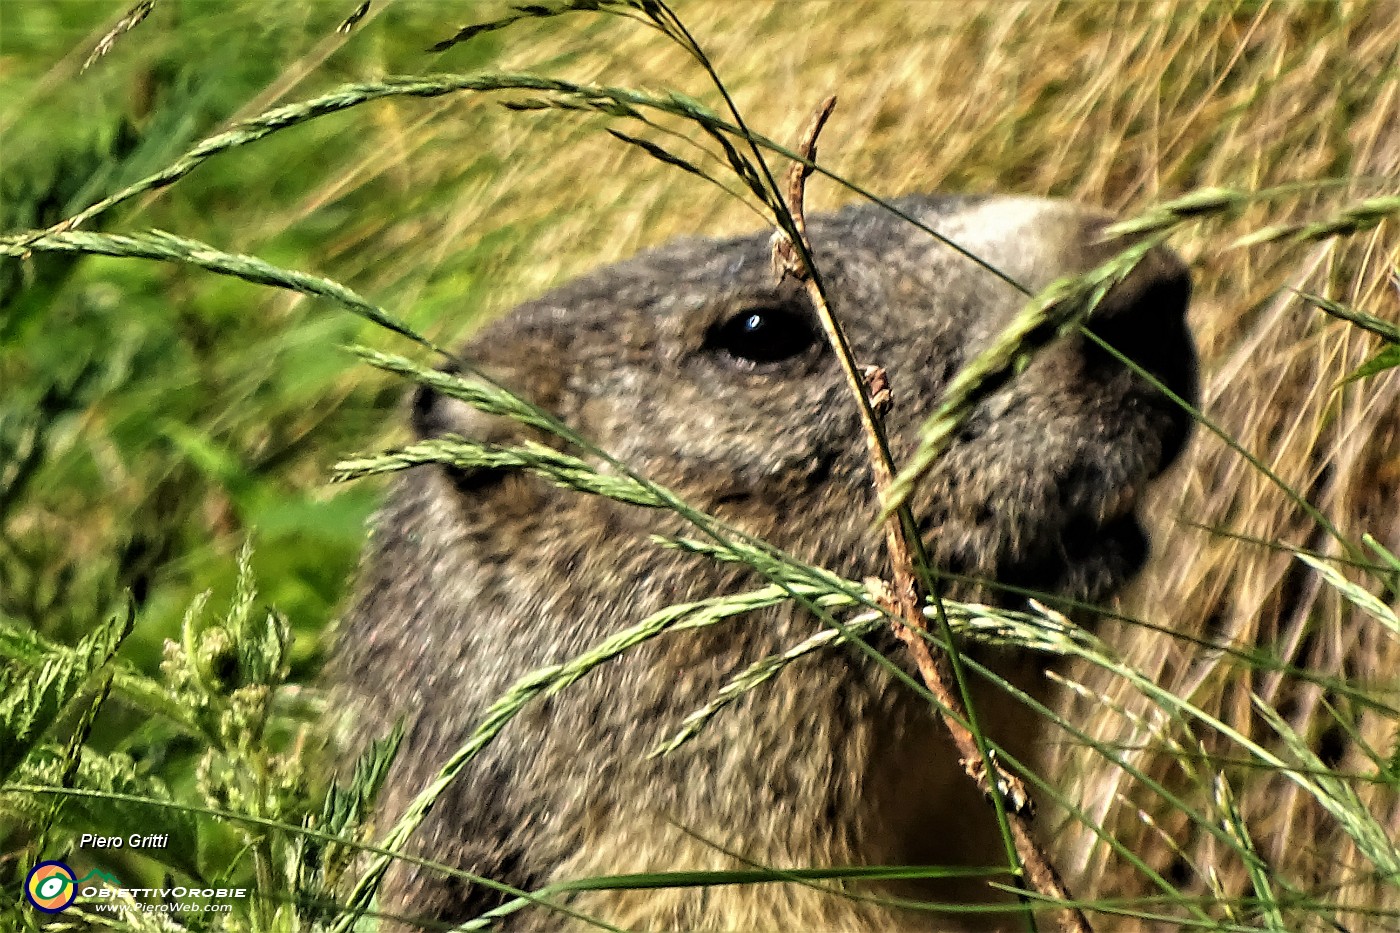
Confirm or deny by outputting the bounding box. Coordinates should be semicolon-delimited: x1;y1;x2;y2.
1081;240;1197;468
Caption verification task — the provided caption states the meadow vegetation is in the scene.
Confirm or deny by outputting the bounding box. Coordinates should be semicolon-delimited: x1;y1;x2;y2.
1;1;1398;930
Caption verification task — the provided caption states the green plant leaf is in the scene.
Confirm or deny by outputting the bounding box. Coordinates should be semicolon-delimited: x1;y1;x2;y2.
0;602;134;781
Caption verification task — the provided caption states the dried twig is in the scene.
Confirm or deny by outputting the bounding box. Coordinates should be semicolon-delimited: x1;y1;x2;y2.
771;97;1091;933
771;95;835;282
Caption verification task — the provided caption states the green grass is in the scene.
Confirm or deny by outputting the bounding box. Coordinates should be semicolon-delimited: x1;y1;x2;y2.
1;1;1398;931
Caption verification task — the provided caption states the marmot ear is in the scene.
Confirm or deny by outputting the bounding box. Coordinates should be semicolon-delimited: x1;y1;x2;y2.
409;347;567;490
409;366;505;444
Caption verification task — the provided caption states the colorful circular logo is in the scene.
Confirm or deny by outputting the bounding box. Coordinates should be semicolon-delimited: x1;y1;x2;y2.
25;861;77;913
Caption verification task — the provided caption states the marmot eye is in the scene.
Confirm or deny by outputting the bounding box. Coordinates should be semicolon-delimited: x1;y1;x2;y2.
707;306;820;366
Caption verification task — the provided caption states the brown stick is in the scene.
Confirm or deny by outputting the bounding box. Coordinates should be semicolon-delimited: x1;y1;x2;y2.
772;97;1091;933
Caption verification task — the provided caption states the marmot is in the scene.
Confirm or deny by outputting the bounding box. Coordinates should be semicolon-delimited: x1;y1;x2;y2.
333;194;1196;931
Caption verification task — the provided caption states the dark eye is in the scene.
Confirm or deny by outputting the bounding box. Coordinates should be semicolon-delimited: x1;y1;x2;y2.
706;306;820;367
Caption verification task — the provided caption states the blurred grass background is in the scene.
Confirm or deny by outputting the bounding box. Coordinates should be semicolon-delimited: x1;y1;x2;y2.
2;0;1399;928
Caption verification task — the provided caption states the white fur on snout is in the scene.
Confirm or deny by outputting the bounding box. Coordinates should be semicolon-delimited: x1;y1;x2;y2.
935;196;1100;292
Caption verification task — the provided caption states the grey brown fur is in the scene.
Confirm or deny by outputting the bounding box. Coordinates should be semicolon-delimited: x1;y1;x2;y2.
332;194;1196;931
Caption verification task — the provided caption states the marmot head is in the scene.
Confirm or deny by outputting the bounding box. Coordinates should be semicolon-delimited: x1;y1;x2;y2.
339;192;1197;932
413;194;1195;607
